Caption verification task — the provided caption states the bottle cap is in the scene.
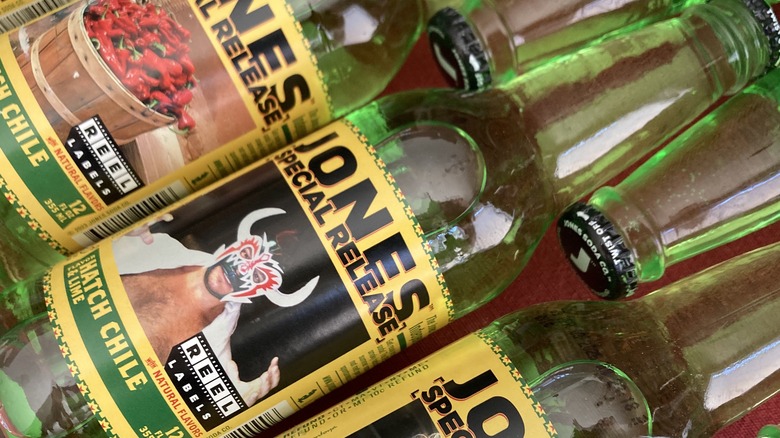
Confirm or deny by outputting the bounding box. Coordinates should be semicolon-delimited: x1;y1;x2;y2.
557;203;638;300
426;7;491;90
741;0;780;67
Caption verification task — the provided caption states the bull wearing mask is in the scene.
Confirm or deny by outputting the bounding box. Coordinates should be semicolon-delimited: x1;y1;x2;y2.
113;208;318;405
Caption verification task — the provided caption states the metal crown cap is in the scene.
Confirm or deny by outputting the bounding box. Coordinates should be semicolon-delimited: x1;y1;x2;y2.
426;7;492;90
742;0;780;67
557;202;638;300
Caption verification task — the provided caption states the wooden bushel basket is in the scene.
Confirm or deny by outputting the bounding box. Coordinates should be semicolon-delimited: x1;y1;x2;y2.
30;4;175;144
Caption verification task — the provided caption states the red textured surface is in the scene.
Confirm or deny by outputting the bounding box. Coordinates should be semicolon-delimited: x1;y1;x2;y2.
263;36;780;437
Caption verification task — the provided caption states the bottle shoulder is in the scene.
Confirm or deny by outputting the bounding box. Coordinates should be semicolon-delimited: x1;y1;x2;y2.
347;88;558;316
485;300;708;436
294;0;425;116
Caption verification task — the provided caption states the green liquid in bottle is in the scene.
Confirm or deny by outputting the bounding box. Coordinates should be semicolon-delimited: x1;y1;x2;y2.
426;0;724;89
558;66;780;299
0;0;424;290
0;0;776;435
283;240;780;437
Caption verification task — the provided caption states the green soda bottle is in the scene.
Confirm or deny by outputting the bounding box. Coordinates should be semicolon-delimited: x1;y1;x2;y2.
0;0;778;435
0;0;423;289
557;67;780;300
426;0;760;89
760;425;780;438
279;240;780;438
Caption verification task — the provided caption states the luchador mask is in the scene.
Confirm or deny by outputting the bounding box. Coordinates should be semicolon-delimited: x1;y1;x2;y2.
206;208;318;306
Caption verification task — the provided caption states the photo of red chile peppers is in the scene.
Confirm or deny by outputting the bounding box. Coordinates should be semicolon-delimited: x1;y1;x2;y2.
84;0;197;132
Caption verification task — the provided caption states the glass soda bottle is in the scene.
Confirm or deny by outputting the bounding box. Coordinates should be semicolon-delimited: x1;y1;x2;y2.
557;66;780;300
279;239;780;438
0;0;778;435
761;425;780;438
0;0;423;289
425;0;758;89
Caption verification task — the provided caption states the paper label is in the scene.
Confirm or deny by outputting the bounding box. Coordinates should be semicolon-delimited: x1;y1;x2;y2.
0;0;330;255
45;120;453;437
0;0;74;32
283;332;558;437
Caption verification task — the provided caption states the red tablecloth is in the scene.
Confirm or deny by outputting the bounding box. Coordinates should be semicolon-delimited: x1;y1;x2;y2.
264;36;780;437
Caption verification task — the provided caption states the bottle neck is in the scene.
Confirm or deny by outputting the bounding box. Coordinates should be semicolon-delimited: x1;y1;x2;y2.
506;0;771;210
588;186;665;283
467;1;517;85
643;242;780;432
497;0;707;74
690;0;773;94
462;0;710;80
589;69;780;283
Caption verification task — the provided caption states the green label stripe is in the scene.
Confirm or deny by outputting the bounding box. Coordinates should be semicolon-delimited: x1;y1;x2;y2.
0;58;94;227
45;252;187;437
351;121;455;320
44;270;117;437
0;174;68;254
476;330;559;437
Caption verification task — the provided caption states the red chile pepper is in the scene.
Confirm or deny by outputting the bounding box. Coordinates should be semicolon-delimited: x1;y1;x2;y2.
84;0;197;131
175;110;195;132
165;15;191;40
86;4;107;17
89;18;124;38
91;35;124;76
124;67;160;88
178;54;195;76
149;90;173;112
142;48;183;80
114;48;131;76
137;15;160;28
113;15;139;35
157;22;181;48
171;88;193;107
121;74;150;101
170;74;190;89
134;33;161;50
